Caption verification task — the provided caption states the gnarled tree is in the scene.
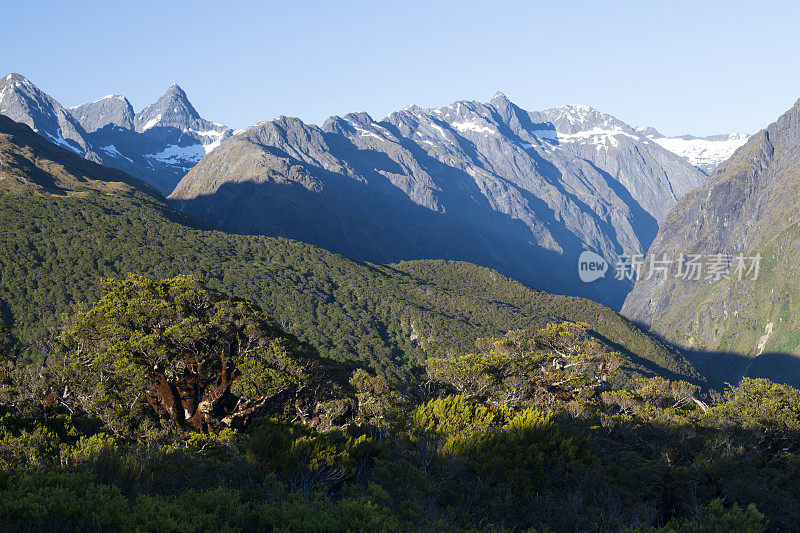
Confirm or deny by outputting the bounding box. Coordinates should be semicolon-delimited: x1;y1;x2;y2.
59;274;341;435
425;323;622;407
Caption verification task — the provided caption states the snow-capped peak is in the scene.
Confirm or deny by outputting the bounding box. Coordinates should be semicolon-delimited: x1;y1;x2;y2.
3;73;36;88
0;73;52;103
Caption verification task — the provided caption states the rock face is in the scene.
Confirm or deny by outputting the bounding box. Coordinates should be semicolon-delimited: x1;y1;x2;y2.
0;73;95;157
69;95;135;132
622;98;800;384
636;126;749;175
531;104;706;222
170;93;705;309
0;73;231;194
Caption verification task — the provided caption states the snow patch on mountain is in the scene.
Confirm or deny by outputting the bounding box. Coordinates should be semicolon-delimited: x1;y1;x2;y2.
451;120;496;134
43;129;81;154
191;130;227;153
145;143;206;167
557;127;639;149
648;133;749;174
429;123;452;142
100;144;133;163
141;114;162;131
343;120;386;141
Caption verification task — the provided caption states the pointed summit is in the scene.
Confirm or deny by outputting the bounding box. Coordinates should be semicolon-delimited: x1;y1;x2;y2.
489;91;514;115
162;84;194;107
160;84;199;117
0;73;58;116
133;83;201;132
343;111;374;126
0;72;90;154
3;73;34;86
490;91;511;105
489;91;528;128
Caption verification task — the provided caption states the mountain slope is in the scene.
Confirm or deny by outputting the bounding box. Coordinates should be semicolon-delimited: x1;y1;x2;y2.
623;99;800;384
0;74;231;194
531;104;705;221
170;94;704;309
0;114;158;197
0;114;699;384
0;73;96;157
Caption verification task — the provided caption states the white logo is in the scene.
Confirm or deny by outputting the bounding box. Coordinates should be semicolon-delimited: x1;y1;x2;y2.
578;250;608;283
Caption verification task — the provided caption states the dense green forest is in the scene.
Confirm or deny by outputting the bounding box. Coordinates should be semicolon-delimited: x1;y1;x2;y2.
0;190;700;385
0;114;698;385
0;275;791;531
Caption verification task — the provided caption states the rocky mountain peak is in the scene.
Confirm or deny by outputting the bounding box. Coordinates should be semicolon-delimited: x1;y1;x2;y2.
3;73;35;88
165;83;186;96
536;104;628;134
0;73;58;115
0;72;90;155
133;83;201;132
635;126;663;138
487;92;536;133
322;113;373;136
68;94;135;132
490;91;511;106
343;111;374;126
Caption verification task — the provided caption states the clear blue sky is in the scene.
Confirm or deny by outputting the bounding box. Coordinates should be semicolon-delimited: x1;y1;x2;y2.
4;1;799;136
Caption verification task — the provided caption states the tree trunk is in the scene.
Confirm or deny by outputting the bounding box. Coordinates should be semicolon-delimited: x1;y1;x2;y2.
151;369;183;423
185;364;240;432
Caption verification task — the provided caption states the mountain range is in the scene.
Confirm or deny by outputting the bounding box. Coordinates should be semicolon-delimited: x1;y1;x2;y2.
169;94;707;308
1;74;752;310
0;73;230;194
4;70;800;508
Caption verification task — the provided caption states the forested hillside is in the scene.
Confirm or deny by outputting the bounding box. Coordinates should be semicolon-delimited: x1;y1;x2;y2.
0;276;787;531
0;115;697;384
0;113;790;532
